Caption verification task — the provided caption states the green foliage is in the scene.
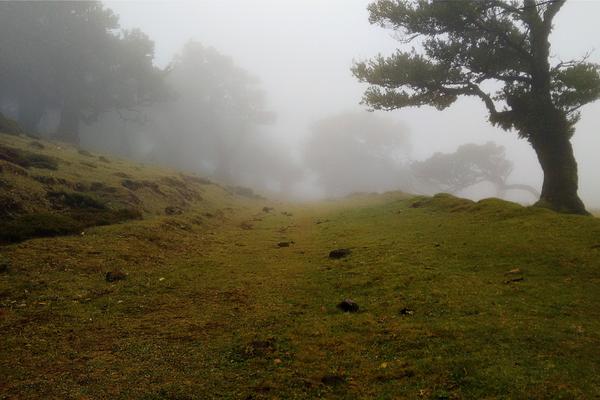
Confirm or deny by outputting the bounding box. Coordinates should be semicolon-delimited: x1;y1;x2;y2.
352;0;600;137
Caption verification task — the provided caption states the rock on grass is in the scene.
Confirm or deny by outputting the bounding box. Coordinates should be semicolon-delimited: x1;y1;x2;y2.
329;248;351;259
337;299;359;313
105;271;127;283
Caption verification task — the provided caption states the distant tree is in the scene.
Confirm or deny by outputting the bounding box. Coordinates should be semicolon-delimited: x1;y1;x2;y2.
304;111;411;197
159;41;275;183
0;1;166;142
82;41;279;190
412;142;539;198
353;0;600;214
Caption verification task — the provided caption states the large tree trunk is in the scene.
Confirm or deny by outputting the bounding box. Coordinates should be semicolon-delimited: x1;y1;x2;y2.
55;103;80;144
531;133;588;215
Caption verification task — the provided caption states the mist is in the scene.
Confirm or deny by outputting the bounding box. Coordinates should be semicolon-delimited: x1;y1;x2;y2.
2;0;600;206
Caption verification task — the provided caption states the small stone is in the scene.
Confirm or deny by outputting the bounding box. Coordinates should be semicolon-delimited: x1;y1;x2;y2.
337;299;359;313
504;277;524;284
321;375;345;386
399;307;414;316
274;358;282;365
329;248;351;259
105;271;127;283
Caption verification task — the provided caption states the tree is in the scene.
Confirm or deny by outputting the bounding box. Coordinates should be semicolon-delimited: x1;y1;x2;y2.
304;111;411;197
0;1;166;143
158;41;275;183
82;41;278;189
352;0;600;214
412;141;539;198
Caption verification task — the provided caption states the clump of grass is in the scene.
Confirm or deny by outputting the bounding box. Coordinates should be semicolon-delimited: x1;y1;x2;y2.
121;179;163;195
0;144;58;170
70;208;142;227
0;213;80;243
32;176;70;186
161;176;201;201
78;149;93;157
80;161;98;169
28;141;44;150
47;191;107;210
0;208;142;244
89;182;118;193
0;160;28;176
227;185;264;200
181;174;212;185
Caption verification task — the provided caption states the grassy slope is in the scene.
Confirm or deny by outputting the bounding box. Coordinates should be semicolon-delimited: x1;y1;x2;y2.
1;134;600;399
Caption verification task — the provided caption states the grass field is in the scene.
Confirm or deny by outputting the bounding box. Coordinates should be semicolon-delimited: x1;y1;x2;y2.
1;133;600;399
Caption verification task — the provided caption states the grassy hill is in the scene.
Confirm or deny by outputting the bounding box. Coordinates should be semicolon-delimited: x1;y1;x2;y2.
1;132;600;399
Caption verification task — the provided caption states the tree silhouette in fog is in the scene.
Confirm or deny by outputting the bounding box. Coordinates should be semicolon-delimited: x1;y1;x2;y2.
412;142;539;199
0;1;166;142
304;111;411;197
165;42;275;183
353;0;600;214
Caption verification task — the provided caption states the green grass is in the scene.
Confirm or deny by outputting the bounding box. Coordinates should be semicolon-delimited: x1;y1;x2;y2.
1;133;600;399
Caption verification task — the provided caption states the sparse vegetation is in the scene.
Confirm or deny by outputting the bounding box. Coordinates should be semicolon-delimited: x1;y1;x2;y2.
0;144;58;170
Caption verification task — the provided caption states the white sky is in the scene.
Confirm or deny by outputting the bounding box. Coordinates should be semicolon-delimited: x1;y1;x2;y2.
105;0;600;206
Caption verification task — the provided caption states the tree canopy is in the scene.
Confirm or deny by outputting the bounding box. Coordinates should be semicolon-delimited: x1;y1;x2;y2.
0;1;166;142
353;0;600;214
412;141;539;198
304;111;411;197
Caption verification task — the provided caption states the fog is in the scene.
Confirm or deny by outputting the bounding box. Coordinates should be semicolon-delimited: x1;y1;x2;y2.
3;1;600;206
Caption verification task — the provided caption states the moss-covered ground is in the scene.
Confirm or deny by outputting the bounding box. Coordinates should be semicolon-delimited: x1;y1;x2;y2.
1;133;600;399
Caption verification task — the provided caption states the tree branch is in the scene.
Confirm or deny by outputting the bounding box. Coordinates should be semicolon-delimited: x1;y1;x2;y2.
542;0;567;27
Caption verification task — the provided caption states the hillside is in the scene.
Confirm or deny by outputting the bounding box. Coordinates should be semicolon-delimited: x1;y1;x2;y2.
1;133;600;399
